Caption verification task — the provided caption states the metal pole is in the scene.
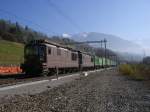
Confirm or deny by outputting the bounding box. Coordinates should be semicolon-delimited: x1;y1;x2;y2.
117;56;119;66
104;39;107;68
100;40;103;68
113;55;115;66
109;54;111;66
108;53;110;66
56;67;59;80
115;55;117;66
92;47;95;69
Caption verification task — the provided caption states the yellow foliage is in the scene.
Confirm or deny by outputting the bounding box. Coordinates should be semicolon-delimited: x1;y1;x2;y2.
119;64;134;75
119;64;145;80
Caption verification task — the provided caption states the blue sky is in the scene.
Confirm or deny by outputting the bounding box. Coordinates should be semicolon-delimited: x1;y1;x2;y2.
0;0;150;55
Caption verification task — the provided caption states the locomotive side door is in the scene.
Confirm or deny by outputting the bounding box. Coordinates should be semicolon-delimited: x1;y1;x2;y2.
78;51;83;70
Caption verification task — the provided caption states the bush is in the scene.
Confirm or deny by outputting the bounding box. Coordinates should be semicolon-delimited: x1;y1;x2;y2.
119;64;148;81
119;64;134;75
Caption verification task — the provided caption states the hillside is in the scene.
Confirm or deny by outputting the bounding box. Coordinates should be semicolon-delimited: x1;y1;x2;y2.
70;32;143;55
0;40;24;65
0;19;47;43
0;20;118;65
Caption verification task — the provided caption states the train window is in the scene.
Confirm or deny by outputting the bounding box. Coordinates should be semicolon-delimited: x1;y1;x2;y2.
25;45;38;56
48;47;51;55
38;45;46;62
71;53;77;61
57;48;61;55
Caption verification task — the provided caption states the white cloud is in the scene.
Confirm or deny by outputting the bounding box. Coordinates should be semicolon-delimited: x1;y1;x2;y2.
62;33;71;38
82;33;88;37
80;32;89;38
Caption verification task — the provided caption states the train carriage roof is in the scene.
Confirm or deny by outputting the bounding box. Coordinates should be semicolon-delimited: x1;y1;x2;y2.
28;39;94;56
29;39;78;51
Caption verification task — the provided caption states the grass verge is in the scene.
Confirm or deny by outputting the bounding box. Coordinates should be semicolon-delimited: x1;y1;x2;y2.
119;64;150;81
0;40;24;65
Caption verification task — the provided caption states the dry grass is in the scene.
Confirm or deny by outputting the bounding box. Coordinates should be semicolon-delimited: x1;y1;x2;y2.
119;64;150;81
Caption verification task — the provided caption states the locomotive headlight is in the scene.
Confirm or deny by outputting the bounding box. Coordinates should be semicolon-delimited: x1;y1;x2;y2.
42;63;47;66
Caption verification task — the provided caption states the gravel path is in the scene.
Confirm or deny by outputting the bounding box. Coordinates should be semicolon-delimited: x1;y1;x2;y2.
0;69;150;112
0;72;78;87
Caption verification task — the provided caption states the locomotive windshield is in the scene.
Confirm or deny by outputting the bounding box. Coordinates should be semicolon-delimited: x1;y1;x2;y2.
25;45;46;62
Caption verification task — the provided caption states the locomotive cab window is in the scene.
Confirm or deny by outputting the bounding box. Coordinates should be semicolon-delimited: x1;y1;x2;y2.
25;45;46;62
71;53;77;61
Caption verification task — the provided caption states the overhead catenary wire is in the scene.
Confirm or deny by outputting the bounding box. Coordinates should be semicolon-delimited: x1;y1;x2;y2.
46;0;83;32
0;1;83;35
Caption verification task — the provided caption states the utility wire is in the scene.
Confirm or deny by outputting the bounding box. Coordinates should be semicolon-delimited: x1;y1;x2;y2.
0;8;55;35
46;0;83;32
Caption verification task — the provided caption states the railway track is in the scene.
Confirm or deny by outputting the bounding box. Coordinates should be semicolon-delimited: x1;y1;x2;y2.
0;72;74;87
0;68;109;88
0;74;50;87
0;71;90;87
0;68;108;98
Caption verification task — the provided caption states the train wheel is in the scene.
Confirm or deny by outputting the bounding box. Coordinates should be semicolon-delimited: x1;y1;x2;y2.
42;68;49;76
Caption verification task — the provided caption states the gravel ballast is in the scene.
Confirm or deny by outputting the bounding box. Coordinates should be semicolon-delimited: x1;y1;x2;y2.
0;69;150;112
